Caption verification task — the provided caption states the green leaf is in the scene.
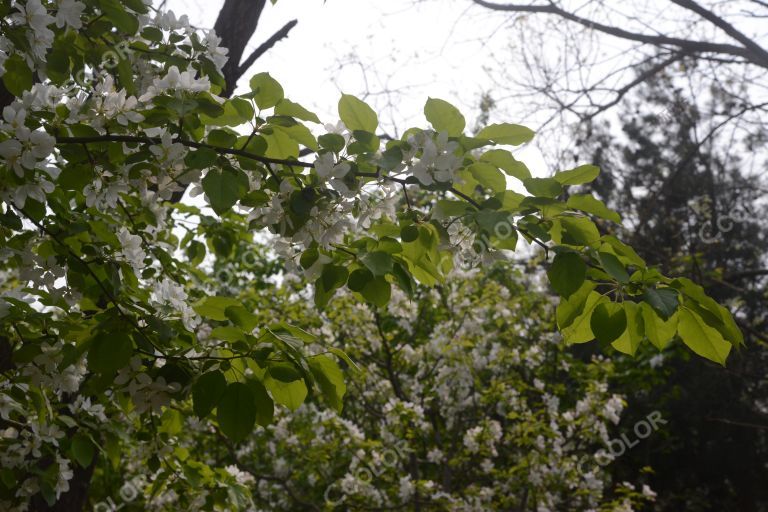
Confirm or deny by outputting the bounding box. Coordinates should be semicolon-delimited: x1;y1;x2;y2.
361;251;393;276
479;149;531;181
598;251;630;283
640;303;678;350
611;302;643;355
217;382;256;442
554;164;600;185
193;296;242;321
379;146;403;171
159;409;183;436
321;264;349;292
275;99;321;123
274;124;318;151
207;129;237;148
88;332;133;374
98;0;139;34
225;305;259;332
400;225;420;243
566;194;621;223
562;289;606;344
476;123;535;145
590;302;627;346
263;128;299;159
524;178;562;198
559;217;601;246
433;200;472;219
192;370;227;418
347;268;373;292
328;347;361;373
249;72;284;109
210;326;245;343
424;97;465;136
671;277;743;346
338;94;378;132
2;54;33;97
308;354;346;412
677;308;732;365
361;276;391;307
201;99;252;126
268;362;302;382
71;434;95;468
469;162;507;193
318;133;346;153
643;288;679;320
547;252;586;298
247;379;274;426
265;377;307;411
556;281;595;329
184;148;219;169
470;163;506;193
202;167;249;215
601;235;645;267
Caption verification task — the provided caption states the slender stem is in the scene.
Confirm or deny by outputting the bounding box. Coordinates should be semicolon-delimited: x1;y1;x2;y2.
12;203;166;356
55;135;314;168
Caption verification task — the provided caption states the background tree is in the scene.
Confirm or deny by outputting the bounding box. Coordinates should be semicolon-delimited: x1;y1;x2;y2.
0;1;748;510
577;76;768;512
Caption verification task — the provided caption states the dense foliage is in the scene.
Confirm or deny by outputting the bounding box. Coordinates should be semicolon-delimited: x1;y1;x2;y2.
0;0;745;510
573;74;768;511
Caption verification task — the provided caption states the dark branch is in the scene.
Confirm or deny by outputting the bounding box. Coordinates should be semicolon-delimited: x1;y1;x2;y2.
582;53;685;121
238;19;299;79
471;0;767;67
55;135;314;168
669;0;768;67
213;0;268;97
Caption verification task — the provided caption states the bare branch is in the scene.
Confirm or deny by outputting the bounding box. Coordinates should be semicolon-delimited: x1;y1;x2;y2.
238;19;299;78
471;0;767;67
669;0;768;67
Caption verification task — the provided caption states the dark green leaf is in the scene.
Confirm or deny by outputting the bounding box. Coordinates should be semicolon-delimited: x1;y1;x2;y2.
2;54;33;97
643;288;679;320
71;434;95;468
590;302;627;346
524;178;562;198
201;167;249;215
87;332;132;374
598;251;630;283
192;370;227;418
361;251;393;276
547;252;586;297
217;382;256;442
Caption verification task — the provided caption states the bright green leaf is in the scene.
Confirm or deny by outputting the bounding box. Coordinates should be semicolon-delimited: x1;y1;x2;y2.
567;194;621;223
424;97;465;136
554;164;600;185
249;72;284;109
476;123;535;145
677;308;732;365
338;94;378;133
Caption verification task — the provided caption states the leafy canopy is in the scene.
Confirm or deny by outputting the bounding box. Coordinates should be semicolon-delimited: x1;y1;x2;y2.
0;0;742;508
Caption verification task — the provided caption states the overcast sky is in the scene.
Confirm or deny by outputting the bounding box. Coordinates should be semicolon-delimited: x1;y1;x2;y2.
164;0;550;176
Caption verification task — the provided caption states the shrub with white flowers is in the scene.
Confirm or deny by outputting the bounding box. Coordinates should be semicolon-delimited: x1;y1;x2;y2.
0;0;743;510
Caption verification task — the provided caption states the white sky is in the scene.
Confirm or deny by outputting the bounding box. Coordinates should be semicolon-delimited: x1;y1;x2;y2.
164;0;550;177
